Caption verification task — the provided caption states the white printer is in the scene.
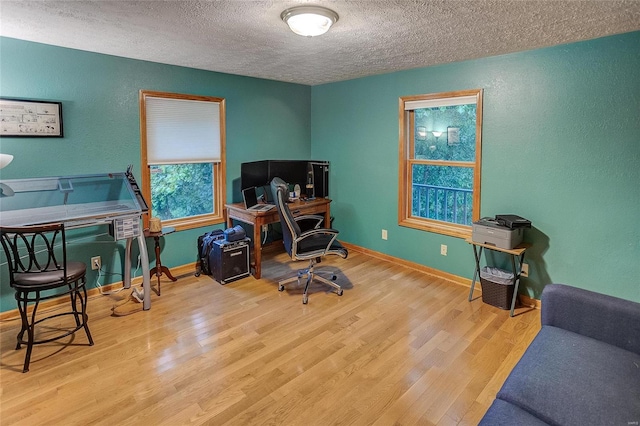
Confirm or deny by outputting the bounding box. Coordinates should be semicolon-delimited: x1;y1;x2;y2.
472;215;530;249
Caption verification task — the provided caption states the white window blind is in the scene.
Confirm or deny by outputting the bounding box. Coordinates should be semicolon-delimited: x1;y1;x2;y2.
404;95;477;110
146;97;221;165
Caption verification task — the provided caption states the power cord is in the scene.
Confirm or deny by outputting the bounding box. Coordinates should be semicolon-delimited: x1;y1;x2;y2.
94;254;143;296
94;263;125;295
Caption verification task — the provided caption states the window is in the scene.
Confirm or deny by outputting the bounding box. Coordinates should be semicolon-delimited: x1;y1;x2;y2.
140;91;226;231
398;89;483;238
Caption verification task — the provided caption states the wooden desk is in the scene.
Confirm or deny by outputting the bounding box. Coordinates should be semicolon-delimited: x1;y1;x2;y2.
225;198;331;278
466;238;531;317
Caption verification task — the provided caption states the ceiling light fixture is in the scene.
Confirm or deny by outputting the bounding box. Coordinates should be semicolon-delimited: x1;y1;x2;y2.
281;5;339;37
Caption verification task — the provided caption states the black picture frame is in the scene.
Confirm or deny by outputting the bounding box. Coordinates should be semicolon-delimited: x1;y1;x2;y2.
0;98;64;137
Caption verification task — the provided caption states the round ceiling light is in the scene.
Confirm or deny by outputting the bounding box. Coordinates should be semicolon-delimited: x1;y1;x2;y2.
281;6;339;37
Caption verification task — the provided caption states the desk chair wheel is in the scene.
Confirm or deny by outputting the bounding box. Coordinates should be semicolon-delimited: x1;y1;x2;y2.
337;289;343;296
302;294;308;304
278;284;285;292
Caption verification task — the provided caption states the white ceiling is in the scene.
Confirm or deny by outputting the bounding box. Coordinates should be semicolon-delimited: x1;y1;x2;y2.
1;1;639;86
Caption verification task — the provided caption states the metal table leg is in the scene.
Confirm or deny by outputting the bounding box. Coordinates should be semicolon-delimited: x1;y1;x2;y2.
468;246;483;301
137;233;151;310
123;238;132;289
122;235;151;310
509;252;527;317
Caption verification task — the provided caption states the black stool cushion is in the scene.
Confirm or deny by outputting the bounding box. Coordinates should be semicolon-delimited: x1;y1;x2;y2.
13;261;87;289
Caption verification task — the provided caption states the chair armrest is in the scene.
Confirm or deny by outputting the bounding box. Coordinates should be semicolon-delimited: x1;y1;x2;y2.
293;228;341;257
541;283;640;354
294;214;324;230
297;227;339;240
294;214;324;223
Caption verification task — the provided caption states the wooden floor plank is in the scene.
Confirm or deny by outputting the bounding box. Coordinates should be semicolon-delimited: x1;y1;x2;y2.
0;249;539;425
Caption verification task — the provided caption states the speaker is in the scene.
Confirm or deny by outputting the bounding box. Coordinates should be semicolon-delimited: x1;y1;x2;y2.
310;161;330;198
210;238;250;284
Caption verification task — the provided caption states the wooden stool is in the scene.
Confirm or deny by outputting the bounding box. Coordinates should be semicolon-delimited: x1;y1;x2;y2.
144;226;177;296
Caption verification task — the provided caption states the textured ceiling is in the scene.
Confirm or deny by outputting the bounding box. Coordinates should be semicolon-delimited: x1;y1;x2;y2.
1;0;639;86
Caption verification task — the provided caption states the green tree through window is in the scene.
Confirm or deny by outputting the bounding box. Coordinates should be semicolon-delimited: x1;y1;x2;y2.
150;163;214;221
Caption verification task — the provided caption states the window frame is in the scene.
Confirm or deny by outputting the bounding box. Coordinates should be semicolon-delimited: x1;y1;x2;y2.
398;89;483;239
139;90;226;231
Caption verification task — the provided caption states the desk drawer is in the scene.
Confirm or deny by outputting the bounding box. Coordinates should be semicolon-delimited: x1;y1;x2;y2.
289;203;327;216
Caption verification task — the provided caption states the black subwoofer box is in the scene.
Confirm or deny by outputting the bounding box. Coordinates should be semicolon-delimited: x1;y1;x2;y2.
209;238;250;284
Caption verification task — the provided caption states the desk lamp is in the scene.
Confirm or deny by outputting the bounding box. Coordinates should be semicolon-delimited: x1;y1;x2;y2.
0;153;15;196
0;153;13;169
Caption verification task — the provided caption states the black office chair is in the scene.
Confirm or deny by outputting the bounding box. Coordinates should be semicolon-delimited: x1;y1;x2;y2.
0;223;94;372
270;177;348;304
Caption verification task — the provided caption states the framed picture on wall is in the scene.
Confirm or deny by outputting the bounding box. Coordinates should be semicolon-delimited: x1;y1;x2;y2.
0;98;64;137
447;126;460;146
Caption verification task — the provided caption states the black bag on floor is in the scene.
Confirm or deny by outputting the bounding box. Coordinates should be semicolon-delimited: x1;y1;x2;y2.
196;229;224;276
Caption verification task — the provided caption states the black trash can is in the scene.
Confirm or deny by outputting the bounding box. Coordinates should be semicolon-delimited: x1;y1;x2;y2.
479;266;515;310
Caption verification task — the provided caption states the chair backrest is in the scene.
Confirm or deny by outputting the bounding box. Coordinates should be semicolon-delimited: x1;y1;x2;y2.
0;223;67;286
270;177;301;257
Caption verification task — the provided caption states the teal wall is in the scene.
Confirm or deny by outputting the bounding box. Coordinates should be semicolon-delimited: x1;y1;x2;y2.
0;37;311;312
1;32;639;311
311;31;640;302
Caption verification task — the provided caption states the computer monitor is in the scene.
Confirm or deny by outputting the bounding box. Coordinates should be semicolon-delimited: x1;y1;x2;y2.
240;160;269;190
240;160;330;200
268;160;309;189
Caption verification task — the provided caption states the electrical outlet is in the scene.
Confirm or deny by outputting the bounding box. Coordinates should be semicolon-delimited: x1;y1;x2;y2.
440;244;447;256
91;256;101;270
381;229;388;240
261;224;268;233
521;263;529;277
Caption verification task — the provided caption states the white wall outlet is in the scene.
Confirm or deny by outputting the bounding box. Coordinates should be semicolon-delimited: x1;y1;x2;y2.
440;244;447;256
521;263;529;277
91;256;101;270
261;224;268;233
381;229;388;240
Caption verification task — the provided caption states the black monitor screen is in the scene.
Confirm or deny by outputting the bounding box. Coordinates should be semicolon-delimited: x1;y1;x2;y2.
240;160;270;190
268;160;309;188
241;160;327;200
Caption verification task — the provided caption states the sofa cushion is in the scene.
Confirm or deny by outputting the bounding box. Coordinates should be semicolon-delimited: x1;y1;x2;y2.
480;399;550;425
542;284;640;355
497;325;640;426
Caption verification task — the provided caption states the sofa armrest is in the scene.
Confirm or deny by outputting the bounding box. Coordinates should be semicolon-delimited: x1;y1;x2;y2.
541;283;640;354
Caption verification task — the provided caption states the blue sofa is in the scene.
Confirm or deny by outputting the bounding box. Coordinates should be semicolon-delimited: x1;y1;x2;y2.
480;284;640;425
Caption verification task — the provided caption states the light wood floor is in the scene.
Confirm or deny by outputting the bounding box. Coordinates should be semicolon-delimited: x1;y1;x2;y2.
0;248;540;425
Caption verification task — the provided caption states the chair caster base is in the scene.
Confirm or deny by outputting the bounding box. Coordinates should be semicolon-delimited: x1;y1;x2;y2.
337;289;343;296
302;295;308;304
278;284;285;292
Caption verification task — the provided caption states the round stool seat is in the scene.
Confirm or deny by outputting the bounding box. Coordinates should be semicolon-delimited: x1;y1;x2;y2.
13;261;87;290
